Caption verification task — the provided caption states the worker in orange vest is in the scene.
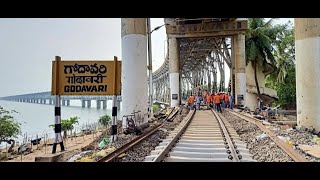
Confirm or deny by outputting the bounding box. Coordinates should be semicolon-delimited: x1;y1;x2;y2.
219;93;225;110
224;93;229;108
214;93;221;112
206;93;211;110
187;93;195;110
211;92;215;109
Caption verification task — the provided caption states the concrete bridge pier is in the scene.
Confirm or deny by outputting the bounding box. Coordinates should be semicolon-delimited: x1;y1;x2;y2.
295;18;320;132
116;100;121;110
81;100;85;108
121;18;148;128
102;100;107;109
87;100;91;108
96;100;101;109
168;37;180;108
233;34;246;106
62;100;66;106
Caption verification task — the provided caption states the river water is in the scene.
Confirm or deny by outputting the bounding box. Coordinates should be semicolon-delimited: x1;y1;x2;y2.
0;100;122;148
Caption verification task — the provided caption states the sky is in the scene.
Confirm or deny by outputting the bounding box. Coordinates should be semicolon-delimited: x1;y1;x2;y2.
0;18;293;97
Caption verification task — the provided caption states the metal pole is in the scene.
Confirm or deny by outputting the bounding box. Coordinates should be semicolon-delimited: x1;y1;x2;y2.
44;134;47;154
36;134;38;149
111;56;118;142
147;18;154;120
5;143;7;157
52;56;65;154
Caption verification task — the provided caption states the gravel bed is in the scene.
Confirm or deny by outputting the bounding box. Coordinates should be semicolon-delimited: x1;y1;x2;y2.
70;108;189;162
222;111;294;162
265;122;320;162
113;107;189;162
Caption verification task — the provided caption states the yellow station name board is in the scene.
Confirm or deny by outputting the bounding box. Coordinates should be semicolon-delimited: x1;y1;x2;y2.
52;57;121;96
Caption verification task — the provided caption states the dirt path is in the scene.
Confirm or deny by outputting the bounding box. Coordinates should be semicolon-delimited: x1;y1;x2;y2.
6;131;103;162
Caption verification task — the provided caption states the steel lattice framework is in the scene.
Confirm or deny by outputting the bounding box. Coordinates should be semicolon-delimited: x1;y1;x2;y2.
152;36;232;103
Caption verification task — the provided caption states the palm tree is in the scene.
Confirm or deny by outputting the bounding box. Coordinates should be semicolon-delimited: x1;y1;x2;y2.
245;18;278;96
273;25;295;84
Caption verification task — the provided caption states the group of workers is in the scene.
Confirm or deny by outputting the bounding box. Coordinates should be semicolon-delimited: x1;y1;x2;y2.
187;90;233;113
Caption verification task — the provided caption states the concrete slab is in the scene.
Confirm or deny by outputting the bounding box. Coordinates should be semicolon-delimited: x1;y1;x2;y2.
35;152;65;162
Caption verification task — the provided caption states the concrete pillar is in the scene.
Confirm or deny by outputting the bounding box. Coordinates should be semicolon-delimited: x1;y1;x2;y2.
66;100;70;106
233;34;246;106
62;100;66;106
35;99;38;103
87;100;91;108
49;99;53;105
102;100;107;109
121;18;148;127
81;100;85;108
116;100;121;110
96;100;101;109
168;37;180;107
295;18;320;131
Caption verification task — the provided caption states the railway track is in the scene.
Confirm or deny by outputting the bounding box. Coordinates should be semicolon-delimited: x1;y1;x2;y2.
97;123;164;162
226;109;309;162
144;109;256;162
97;107;181;162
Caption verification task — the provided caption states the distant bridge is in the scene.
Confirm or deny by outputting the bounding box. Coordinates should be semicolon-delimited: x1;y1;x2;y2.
0;91;122;109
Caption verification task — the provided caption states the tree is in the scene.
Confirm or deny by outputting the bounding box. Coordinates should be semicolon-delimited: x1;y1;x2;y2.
152;104;160;114
0;106;21;147
245;18;278;96
266;22;296;109
273;23;295;84
276;66;296;109
98;115;111;128
266;66;296;109
49;116;79;139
